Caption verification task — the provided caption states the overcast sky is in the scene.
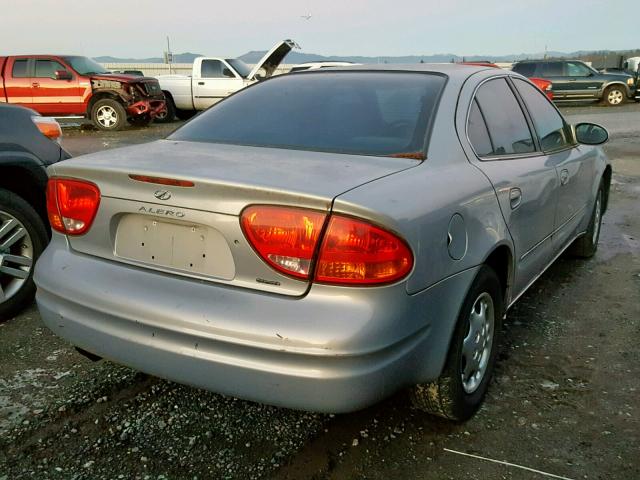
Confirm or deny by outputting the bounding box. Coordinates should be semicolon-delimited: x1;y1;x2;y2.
1;0;635;58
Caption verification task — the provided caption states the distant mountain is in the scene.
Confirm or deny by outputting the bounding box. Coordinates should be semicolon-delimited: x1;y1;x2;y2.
94;52;204;63
95;48;637;65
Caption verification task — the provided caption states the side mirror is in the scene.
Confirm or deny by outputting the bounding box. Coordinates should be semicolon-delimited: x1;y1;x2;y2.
574;122;608;145
55;70;72;80
222;68;235;78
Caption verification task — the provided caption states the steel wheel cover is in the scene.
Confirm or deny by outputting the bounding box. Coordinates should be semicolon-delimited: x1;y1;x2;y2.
461;292;495;394
0;211;34;303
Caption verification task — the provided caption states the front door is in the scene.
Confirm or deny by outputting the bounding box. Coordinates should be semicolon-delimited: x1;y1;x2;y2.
511;77;597;251
563;62;602;100
466;77;559;297
193;59;243;110
30;57;83;116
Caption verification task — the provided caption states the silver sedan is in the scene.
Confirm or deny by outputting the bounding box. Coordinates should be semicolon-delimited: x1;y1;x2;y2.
35;65;610;421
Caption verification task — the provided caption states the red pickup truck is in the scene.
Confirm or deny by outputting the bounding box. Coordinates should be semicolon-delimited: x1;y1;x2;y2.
0;55;166;130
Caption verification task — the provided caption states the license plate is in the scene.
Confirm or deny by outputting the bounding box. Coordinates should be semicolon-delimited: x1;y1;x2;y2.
114;214;234;280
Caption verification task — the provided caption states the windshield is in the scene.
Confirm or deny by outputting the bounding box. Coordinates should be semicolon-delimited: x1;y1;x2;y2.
62;56;110;75
169;72;446;157
226;59;252;78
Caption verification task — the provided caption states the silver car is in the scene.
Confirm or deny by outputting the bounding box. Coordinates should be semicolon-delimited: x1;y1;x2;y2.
35;65;610;421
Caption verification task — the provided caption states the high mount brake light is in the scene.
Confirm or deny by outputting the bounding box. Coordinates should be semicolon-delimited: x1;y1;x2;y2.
240;206;413;285
129;174;195;187
46;178;101;236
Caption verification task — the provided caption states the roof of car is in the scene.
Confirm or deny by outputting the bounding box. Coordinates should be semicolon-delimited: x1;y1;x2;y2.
305;63;500;77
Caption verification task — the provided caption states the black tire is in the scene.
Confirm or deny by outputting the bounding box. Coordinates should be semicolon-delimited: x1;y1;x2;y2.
601;85;626;107
155;94;176;123
569;182;604;258
0;188;49;322
410;265;504;421
90;98;128;131
175;108;196;121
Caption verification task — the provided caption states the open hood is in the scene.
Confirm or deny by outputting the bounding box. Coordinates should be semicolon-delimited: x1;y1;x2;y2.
247;39;299;81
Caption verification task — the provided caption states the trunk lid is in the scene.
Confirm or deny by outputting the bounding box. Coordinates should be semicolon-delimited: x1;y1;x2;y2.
247;39;299;81
50;140;418;296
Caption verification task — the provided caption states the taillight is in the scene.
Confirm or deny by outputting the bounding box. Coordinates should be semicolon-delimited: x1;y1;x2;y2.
241;205;413;286
46;178;101;235
32;116;62;141
241;205;327;279
315;215;413;285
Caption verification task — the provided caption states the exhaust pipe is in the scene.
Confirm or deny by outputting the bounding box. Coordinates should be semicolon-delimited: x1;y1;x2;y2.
75;347;103;362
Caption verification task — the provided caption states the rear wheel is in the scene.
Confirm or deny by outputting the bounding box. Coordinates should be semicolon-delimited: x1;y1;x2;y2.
91;98;128;131
602;85;625;107
569;182;604;258
410;265;503;421
0;188;48;322
155;94;176;123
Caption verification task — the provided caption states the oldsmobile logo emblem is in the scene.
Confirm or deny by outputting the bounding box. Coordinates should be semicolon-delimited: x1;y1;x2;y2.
154;190;172;201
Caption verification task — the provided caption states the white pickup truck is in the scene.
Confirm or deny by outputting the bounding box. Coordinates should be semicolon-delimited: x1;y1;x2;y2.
156;40;298;122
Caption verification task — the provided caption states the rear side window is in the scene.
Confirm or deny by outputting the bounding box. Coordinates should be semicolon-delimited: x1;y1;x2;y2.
467;99;493;156
512;63;536;77
513;78;574;152
12;59;29;78
170;72;446;157
472;78;535;157
542;62;563;76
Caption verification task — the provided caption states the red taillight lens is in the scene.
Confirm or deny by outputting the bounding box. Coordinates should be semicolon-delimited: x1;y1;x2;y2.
241;205;413;285
315;215;413;285
241;206;327;279
46;178;101;235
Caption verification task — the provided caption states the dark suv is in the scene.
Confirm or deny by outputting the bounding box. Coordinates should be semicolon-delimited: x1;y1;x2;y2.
0;104;70;320
512;60;635;106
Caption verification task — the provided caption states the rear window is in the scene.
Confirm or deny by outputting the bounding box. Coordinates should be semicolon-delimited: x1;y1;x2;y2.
170;72;446;157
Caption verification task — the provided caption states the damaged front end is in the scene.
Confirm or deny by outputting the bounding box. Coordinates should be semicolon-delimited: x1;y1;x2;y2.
91;76;166;121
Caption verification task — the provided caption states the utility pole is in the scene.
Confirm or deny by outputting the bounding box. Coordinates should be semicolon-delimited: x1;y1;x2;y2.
164;36;173;74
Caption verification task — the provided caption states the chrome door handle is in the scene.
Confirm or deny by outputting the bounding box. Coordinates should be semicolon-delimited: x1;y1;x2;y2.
509;188;522;210
560;169;569;185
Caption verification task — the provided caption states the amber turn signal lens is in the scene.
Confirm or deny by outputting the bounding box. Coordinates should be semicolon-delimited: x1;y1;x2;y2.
32;116;62;140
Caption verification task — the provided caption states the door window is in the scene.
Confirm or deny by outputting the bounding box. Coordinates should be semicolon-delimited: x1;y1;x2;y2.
467;99;493;156
12;59;29;78
566;62;591;77
471;78;535;157
35;60;68;79
201;60;225;78
513;78;574;152
541;62;563;76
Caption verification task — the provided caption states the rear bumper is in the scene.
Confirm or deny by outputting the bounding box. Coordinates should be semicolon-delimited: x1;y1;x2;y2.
35;236;477;412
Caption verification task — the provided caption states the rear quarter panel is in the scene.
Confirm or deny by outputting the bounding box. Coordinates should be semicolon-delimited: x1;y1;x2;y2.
157;76;194;110
333;73;511;295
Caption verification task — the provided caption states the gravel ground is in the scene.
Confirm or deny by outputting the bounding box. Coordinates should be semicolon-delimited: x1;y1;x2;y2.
1;102;639;479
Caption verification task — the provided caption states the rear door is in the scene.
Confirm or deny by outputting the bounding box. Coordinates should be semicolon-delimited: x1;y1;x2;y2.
466;77;559;297
540;62;569;99
192;59;243;110
564;61;602;100
511;77;596;251
2;57;33;107
31;57;83;115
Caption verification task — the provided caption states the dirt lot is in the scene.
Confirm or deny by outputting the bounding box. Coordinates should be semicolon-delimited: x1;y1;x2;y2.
1;103;639;480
